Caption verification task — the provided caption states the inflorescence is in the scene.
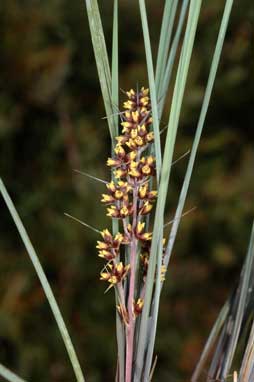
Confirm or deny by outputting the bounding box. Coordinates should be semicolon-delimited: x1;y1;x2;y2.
97;87;166;324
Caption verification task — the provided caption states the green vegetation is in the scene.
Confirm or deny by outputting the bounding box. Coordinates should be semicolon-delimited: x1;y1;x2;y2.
0;1;254;381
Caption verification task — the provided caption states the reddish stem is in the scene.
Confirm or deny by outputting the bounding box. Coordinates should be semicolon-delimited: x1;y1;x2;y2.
125;185;138;382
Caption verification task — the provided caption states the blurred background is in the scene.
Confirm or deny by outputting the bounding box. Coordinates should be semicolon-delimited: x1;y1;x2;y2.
0;0;254;381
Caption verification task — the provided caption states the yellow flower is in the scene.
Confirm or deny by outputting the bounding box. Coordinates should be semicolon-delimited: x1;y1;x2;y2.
147;156;155;165
141;165;151;175
114;233;124;243
114;190;123;199
138;184;148;199
101;194;114;203
136;221;145;234
141;87;149;95
139;201;153;215
96;241;108;250
107;158;120;167
114;144;125;156
108;276;118;284
129;151;137;161
132;111;139;123
126;138;136;150
129;160;138;169
148;190;158;199
123;100;134;109
141;107;148;113
146;132;154;142
98;250;114;260
114;169;126;179
140;96;149;106
101;229;112;241
134;298;144;316
126;89;135;98
128;168;140;178
107;205;118;217
106;181;116;193
117;180;130;190
121;121;132;129
115;135;126;145
160;265;167;281
130;129;138;139
100;272;110;281
141;232;152;241
138;125;147;135
135;136;144;146
120;206;129;217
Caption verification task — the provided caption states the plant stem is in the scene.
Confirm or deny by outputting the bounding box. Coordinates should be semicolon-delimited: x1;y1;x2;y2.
125;185;138;382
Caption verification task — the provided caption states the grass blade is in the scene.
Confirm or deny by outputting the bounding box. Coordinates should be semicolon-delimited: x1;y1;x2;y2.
193;221;254;381
155;0;178;95
111;0;120;234
85;0;117;140
220;221;254;378
0;364;27;382
134;2;202;379
139;0;162;182
142;237;163;381
142;2;203;377
111;4;124;381
191;300;230;381
111;0;119;136
158;0;190;118
0;178;85;382
239;318;254;381
164;0;234;271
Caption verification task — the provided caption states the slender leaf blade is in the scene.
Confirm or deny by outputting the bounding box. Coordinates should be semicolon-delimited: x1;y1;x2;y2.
155;0;178;95
111;0;119;135
158;0;190;118
0;364;27;382
139;0;162;183
191;301;230;382
0;179;85;382
220;221;254;378
134;2;202;379
85;0;117;139
164;0;234;271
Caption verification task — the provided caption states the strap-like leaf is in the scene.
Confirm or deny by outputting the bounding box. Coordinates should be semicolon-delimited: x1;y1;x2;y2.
0;179;85;382
85;0;117;140
134;2;202;379
164;0;234;272
139;0;162;183
191;300;229;381
0;364;27;382
155;0;178;96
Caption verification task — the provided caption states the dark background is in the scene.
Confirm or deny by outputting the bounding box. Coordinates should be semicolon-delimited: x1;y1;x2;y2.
0;0;254;381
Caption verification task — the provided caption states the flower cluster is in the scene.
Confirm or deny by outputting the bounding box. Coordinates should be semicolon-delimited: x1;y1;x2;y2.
97;87;165;322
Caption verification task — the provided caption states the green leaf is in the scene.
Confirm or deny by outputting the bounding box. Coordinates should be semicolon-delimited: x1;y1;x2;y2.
192;221;253;381
164;0;234;273
139;0;162;183
220;221;254;378
155;0;178;96
0;364;27;382
191;301;230;381
239;316;254;381
158;0;190;118
85;0;117;140
111;0;119;136
0;179;85;382
110;4;124;381
134;2;202;379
